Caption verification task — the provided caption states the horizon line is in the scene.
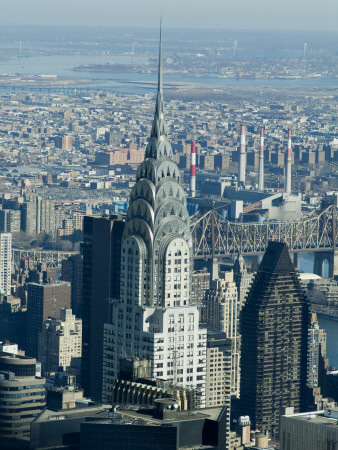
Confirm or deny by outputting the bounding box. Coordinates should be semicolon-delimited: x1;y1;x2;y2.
0;23;338;33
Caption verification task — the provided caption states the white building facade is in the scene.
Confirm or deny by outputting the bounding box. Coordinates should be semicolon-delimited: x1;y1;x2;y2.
0;233;11;296
202;271;240;397
102;33;207;406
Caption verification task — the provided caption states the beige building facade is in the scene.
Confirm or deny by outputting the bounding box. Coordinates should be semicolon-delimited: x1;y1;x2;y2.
39;308;82;375
280;408;338;450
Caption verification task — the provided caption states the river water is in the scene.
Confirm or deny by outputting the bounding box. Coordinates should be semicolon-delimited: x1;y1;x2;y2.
0;27;338;94
298;253;337;368
318;318;338;369
0;56;337;95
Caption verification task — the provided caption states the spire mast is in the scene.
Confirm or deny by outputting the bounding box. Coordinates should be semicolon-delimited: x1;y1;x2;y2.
158;16;163;95
151;18;166;139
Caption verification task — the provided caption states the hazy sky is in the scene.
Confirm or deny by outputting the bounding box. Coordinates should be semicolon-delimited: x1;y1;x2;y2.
1;0;338;31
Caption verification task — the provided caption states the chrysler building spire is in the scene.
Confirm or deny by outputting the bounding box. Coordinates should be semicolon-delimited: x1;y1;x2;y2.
123;24;192;308
150;19;167;140
145;21;172;160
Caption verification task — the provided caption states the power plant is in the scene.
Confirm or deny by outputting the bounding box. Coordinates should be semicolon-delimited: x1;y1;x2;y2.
239;124;246;186
190;140;196;197
187;126;302;223
285;127;292;194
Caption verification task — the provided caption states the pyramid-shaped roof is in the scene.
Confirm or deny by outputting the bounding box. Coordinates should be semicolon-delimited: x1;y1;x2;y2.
259;241;294;274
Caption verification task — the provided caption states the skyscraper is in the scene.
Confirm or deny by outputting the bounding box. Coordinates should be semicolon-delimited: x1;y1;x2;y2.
240;241;308;440
233;254;253;310
202;271;240;397
26;282;71;359
102;28;207;405
35;197;57;235
38;308;82;375
307;312;326;389
0;233;11;296
61;253;83;318
81;214;124;400
0;209;21;233
192;268;210;305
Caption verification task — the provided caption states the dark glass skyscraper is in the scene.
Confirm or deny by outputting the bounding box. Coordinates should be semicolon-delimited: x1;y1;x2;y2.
240;241;308;440
81;214;124;400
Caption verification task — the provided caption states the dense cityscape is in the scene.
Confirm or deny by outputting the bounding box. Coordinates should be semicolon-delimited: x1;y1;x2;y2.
0;24;337;450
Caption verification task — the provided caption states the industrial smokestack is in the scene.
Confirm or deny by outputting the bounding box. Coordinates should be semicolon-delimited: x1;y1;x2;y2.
239;124;246;186
190;141;196;197
285;128;292;194
258;126;264;191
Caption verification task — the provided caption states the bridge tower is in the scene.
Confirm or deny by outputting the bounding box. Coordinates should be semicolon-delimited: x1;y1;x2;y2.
313;200;337;279
313;250;338;279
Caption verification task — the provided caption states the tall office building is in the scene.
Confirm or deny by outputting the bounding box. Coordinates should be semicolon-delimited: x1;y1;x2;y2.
240;241;308;440
36;197;57;235
192;268;210;305
39;308;82;375
307;313;327;389
0;209;21;233
21;196;59;235
55;135;73;150
102;31;207;406
206;331;232;406
0;233;12;296
233;254;253;309
202;271;240;397
26;282;71;359
61;253;83;318
20;201;36;234
205;331;232;446
81;214;124;400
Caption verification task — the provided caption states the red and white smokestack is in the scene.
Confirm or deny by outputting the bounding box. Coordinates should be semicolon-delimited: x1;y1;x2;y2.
285;128;292;194
190;141;196;197
258;126;264;191
239;124;246;185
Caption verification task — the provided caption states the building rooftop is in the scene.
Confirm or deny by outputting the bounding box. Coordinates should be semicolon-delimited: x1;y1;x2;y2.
299;273;322;280
0;350;36;363
33;404;105;423
86;405;223;426
283;410;338;427
33;403;224;427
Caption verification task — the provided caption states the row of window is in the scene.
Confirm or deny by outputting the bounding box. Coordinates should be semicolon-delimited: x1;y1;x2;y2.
0;384;45;391
1;391;45;399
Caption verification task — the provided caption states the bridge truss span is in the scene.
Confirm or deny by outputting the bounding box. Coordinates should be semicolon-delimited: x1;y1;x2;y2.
12;248;78;266
190;204;337;258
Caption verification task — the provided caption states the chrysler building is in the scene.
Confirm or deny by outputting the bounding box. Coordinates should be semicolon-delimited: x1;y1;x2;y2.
102;28;207;405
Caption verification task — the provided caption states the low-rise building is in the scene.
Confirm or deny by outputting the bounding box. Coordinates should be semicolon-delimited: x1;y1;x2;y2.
0;351;46;440
280;407;338;450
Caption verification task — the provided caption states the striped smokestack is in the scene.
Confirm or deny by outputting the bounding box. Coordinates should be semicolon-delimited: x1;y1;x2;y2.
258;126;264;191
285;128;292;194
190;141;196;197
239;124;246;185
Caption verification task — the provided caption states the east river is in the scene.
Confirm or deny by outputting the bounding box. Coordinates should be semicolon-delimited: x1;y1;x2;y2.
317;318;338;369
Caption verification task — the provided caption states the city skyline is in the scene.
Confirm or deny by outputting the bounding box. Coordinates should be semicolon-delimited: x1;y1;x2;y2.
0;6;337;446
